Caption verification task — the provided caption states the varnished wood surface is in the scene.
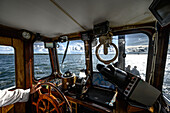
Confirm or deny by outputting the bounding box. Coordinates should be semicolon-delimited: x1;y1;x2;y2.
67;96;113;113
127;105;145;113
13;38;25;88
13;38;26;113
0;37;12;46
0;104;14;113
24;41;33;89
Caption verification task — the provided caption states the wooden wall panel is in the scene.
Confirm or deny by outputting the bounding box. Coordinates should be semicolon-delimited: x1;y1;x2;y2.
1;104;14;113
24;41;33;113
0;36;12;46
12;38;27;113
13;38;25;88
24;41;33;89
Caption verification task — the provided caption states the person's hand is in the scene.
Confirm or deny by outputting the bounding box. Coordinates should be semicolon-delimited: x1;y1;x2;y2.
30;83;42;94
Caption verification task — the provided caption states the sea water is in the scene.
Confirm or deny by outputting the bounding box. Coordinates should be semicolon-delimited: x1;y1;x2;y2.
0;55;15;89
0;54;169;100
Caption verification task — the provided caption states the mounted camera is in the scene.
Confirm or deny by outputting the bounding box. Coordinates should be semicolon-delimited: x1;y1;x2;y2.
81;30;93;41
93;21;110;37
58;36;68;42
44;42;56;48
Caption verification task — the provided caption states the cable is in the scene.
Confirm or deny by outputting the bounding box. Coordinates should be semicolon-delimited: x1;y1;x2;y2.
148;22;158;84
50;0;86;31
62;41;69;64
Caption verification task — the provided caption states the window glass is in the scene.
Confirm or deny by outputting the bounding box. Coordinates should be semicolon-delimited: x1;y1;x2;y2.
163;35;170;101
92;36;118;89
57;40;86;76
125;33;149;80
34;42;52;80
93;33;149;81
92;36;118;71
0;45;15;89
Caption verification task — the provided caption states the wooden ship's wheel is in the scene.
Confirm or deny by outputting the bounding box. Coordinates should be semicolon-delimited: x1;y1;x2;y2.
35;82;72;113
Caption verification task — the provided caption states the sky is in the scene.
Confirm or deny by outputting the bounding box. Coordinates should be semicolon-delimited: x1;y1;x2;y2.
0;33;151;54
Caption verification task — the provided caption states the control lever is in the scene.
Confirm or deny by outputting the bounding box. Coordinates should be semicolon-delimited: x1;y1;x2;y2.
81;74;89;86
109;89;118;106
75;74;90;99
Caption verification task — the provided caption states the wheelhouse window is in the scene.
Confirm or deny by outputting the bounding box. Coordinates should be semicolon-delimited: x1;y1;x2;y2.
125;33;149;80
92;36;118;88
57;40;86;76
34;42;52;80
92;33;149;81
163;34;170;101
0;45;15;89
92;37;118;70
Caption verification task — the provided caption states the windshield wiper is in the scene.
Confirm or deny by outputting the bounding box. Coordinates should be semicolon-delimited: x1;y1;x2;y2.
62;41;70;64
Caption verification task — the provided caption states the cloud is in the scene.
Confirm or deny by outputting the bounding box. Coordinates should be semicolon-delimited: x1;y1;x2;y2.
57;41;85;54
125;33;149;46
34;42;48;54
0;46;14;54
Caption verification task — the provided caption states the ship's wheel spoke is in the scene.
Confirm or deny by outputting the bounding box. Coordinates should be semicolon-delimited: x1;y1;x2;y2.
58;101;65;108
41;100;47;109
48;86;51;95
38;106;46;113
50;108;56;113
47;101;50;111
38;88;42;95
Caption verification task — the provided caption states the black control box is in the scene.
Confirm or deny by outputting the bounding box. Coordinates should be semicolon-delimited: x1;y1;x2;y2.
93;21;110;37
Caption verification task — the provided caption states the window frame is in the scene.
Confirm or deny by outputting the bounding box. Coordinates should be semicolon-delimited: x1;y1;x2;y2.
91;29;153;82
33;41;54;81
162;33;170;104
0;45;16;90
56;40;86;76
0;37;28;89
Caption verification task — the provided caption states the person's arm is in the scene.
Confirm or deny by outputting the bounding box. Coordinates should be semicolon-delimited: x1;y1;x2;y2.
0;83;41;107
0;89;30;107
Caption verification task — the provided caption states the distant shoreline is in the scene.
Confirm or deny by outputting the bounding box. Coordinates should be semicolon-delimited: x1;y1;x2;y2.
0;54;14;55
0;53;162;55
0;53;170;55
